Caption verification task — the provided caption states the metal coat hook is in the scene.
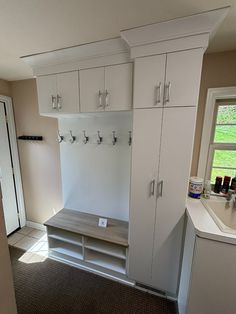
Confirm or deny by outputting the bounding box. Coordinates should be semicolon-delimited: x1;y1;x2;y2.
68;130;76;144
129;131;132;146
97;131;103;145
57;131;64;143
112;131;117;145
83;130;89;144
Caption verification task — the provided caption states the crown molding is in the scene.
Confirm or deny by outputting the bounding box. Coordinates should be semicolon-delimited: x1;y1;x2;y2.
22;37;130;72
121;7;229;58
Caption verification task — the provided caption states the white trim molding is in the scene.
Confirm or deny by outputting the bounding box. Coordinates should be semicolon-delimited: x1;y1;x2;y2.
197;86;236;179
0;95;26;228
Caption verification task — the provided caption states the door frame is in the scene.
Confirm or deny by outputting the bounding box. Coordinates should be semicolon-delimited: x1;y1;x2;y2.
0;95;26;228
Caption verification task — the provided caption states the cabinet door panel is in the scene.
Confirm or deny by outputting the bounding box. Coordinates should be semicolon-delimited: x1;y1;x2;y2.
134;54;166;109
128;108;162;285
151;107;197;295
57;71;79;113
36;74;57;115
105;63;133;111
80;67;105;113
164;49;203;107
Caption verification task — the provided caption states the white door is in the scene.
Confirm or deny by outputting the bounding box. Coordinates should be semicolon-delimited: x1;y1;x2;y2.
105;63;133;111
151;106;197;295
0;103;19;235
164;49;203;107
133;54;166;109
80;67;105;113
56;71;79;113
128;108;162;285
36;74;57;115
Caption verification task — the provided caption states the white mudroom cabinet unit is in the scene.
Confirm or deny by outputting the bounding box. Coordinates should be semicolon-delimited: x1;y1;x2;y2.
22;7;228;299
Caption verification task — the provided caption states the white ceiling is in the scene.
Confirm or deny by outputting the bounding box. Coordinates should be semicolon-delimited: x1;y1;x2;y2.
0;0;235;81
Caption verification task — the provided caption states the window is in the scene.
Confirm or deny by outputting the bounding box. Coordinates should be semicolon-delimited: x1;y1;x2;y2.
207;101;236;183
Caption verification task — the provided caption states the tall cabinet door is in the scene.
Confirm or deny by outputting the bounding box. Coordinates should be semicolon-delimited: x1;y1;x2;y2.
164;49;203;107
56;71;79;113
36;74;57;115
105;63;133;111
80;67;105;113
128;108;162;285
151;106;197;295
133;54;166;109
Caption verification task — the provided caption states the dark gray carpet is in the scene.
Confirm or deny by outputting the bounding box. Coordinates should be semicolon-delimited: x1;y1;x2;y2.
9;246;177;314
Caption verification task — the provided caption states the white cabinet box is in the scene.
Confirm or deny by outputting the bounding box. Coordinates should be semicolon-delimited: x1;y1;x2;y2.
36;71;79;116
80;63;133;112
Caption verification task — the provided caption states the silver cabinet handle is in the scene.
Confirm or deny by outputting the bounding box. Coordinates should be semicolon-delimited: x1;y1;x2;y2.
165;82;171;103
156;180;163;198
98;90;103;108
105;90;109;107
51;95;57;109
150;179;155;196
155;82;162;105
57;94;62;109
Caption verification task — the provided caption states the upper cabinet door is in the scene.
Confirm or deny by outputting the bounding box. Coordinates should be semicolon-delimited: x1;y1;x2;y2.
36;74;57;115
133;54;166;109
80;67;105;113
105;63;133;111
164;49;203;107
56;71;79;113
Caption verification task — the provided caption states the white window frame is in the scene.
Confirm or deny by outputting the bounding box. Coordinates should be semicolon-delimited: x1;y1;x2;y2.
198;87;236;180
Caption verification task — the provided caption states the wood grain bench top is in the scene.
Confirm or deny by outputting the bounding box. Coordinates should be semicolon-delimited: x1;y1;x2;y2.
44;208;129;247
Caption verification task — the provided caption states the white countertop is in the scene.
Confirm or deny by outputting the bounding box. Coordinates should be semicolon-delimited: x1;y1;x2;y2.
186;197;236;245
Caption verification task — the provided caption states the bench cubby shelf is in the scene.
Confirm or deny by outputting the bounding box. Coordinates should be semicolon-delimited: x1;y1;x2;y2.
44;209;128;277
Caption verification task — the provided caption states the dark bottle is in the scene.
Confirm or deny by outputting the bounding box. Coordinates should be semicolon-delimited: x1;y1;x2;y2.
230;175;236;191
214;176;222;193
221;176;231;194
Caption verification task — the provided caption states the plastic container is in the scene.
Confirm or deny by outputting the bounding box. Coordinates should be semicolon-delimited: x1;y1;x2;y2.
222;176;231;194
189;177;204;199
214;176;222;193
230;175;236;191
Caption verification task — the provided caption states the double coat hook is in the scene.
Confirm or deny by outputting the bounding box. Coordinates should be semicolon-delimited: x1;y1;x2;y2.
57;131;64;143
97;131;103;145
68;130;76;144
112;131;117;145
83;130;89;144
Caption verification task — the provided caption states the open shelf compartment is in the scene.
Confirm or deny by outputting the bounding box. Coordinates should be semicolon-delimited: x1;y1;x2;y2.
47;226;83;247
84;248;126;274
49;238;83;261
84;237;127;260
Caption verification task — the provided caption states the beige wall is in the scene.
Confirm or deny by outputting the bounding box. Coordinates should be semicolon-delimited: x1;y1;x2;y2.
10;79;63;224
191;50;236;176
0;79;11;97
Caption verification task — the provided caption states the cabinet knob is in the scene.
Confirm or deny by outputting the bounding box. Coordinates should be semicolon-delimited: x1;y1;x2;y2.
51;95;57;109
164;82;171;103
105;90;109;108
98;90;103;108
57;94;62;110
155;82;162;105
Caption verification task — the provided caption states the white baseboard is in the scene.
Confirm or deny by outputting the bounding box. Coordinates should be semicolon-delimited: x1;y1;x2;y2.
26;220;46;231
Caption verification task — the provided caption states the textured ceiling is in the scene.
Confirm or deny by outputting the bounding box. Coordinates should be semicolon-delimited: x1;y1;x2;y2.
0;0;235;81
